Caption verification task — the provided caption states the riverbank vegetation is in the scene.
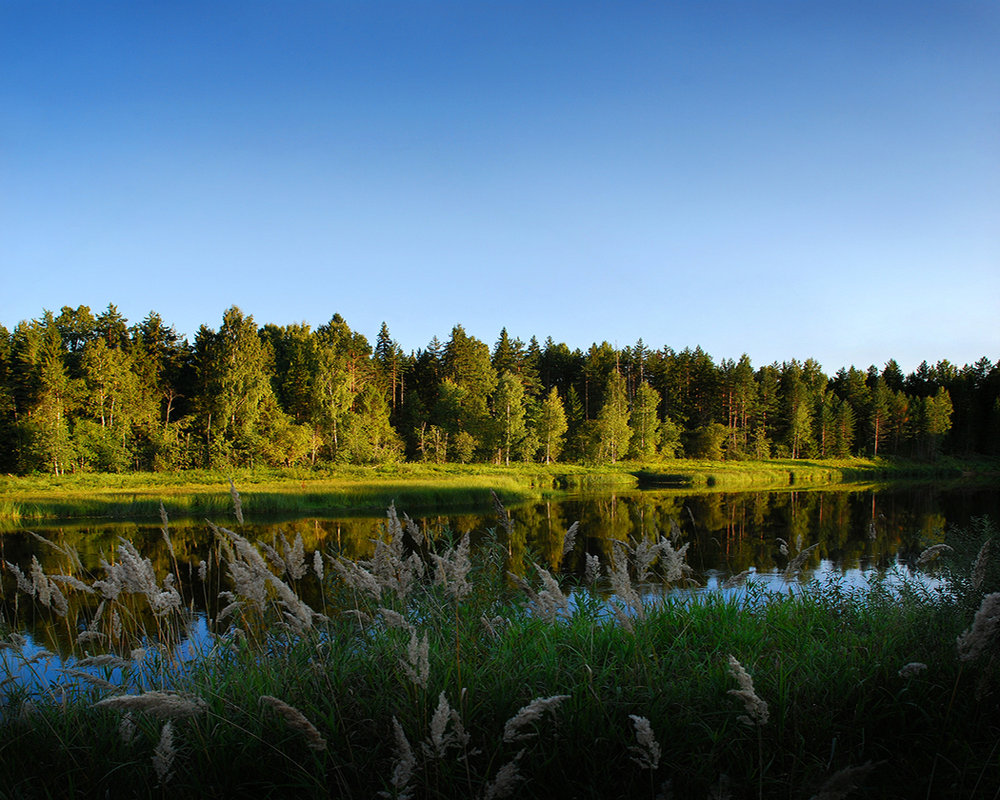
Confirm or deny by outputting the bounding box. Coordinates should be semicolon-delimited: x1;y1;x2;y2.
1;305;998;475
1;492;998;798
1;456;994;523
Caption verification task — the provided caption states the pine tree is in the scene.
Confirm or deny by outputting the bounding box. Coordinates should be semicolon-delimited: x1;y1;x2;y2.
870;377;892;457
441;325;497;458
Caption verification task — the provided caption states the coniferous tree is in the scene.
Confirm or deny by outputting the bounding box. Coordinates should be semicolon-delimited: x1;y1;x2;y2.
780;361;816;459
832;366;871;456
17;313;77;473
755;363;781;454
0;325;15;472
441;326;497;458
832;396;855;458
721;355;757;456
374;322;406;414
193;307;289;467
869;376;892;457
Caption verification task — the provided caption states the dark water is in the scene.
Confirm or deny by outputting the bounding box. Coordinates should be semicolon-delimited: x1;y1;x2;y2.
1;482;997;658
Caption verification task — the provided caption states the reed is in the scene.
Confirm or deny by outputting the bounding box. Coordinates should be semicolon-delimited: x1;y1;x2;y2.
0;497;998;798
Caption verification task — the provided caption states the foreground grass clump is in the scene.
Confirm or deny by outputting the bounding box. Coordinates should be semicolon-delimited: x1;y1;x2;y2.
1;497;999;799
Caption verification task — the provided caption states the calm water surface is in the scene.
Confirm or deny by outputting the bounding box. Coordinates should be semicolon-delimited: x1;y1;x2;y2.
1;482;997;661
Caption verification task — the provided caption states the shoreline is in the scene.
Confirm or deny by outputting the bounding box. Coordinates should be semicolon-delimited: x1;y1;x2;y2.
0;456;996;523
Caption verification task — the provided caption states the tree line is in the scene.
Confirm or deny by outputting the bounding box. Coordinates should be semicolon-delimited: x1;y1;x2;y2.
0;304;997;474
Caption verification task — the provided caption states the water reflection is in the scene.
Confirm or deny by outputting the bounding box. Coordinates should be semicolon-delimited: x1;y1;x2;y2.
1;484;996;658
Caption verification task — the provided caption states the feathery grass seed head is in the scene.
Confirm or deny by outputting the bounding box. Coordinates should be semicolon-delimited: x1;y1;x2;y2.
95;691;207;720
726;655;769;726
562;521;580;556
259;695;327;751
808;761;877;800
152;721;176;785
972;539;992;590
628;714;662;770
229;479;244;525
898;662;928;678
385;717;416;800
916;543;953;567
957;592;1000;661
502;694;569;743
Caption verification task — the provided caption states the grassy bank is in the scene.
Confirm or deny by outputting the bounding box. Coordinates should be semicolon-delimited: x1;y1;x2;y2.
1;502;998;798
0;457;995;523
0;464;629;523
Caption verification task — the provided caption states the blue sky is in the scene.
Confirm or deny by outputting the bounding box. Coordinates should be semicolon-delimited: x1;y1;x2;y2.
2;1;997;374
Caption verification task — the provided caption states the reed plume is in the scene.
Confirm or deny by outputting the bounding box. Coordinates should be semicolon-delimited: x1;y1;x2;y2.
971;538;992;590
95;691;206;719
627;714;662;770
229;478;244;525
260;540;286;576
159;502;174;559
49;573;95;594
259;695;327;752
655;537;692;583
808;761;877;800
5;560;33;595
482;750;525;800
916;543;953;567
379;607;414;632
561;521;580;556
75;654;129;669
785;543;820;577
532;565;569;622
492;491;515;539
957;592;1000;661
422;691;469;759
152;720;176;785
897;662;927;678
281;532;307;581
401;629;430;690
385;717;416;800
634;537;660;583
119;711;137;745
61;668;116;691
609;600;635;634
726;655;769;726
608;542;644;618
502;694;569;743
723;569;753;589
430;532;472;600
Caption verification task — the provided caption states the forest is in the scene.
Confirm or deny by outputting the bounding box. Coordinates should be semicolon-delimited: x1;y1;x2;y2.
0;304;997;475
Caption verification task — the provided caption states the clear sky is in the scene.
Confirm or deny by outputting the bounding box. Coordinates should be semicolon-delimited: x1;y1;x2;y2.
2;1;997;374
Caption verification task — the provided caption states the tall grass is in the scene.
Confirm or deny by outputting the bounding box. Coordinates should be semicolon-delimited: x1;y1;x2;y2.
1;492;998;798
3;457;987;522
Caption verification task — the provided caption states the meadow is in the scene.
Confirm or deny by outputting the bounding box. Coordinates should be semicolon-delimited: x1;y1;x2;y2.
1;488;999;799
0;456;983;523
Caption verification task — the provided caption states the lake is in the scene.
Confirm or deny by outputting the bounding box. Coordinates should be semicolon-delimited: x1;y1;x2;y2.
3;481;997;652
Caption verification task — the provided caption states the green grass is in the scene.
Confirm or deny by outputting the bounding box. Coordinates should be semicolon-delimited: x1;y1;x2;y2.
1;506;999;798
3;456;995;523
